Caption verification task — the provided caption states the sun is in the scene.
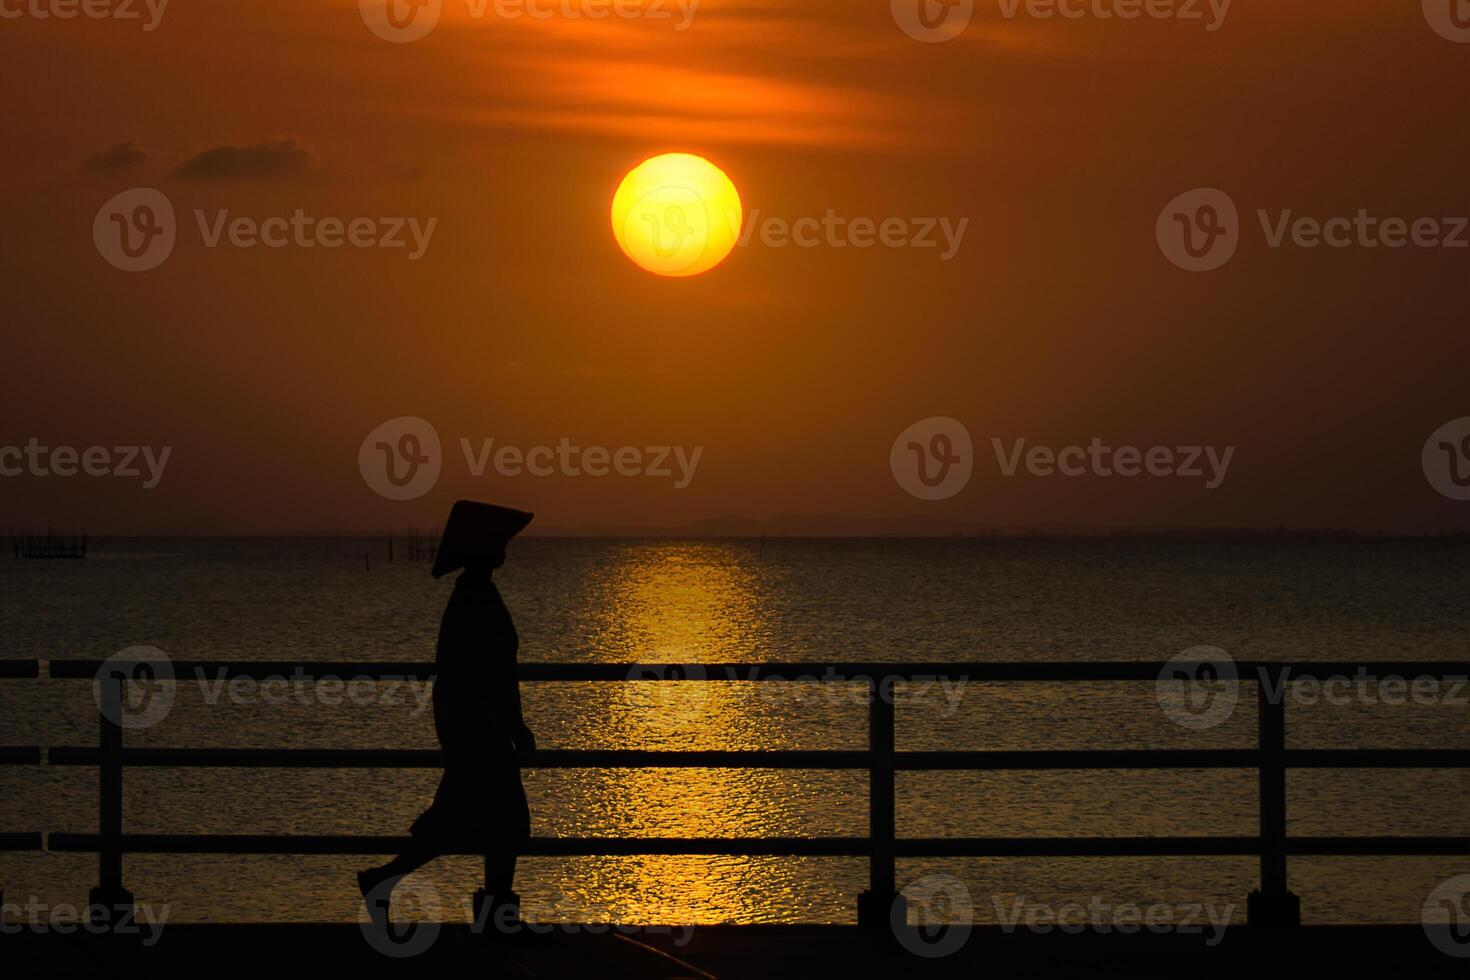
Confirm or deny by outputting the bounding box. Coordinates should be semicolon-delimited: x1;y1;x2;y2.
611;153;742;277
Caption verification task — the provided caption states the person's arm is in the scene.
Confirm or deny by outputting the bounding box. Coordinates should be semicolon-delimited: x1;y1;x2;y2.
510;670;535;753
492;588;535;753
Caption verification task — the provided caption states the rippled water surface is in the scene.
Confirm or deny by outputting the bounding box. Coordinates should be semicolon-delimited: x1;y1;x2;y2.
2;537;1468;925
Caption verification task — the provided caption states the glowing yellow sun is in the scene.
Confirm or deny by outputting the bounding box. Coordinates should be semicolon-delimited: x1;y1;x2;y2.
611;153;742;277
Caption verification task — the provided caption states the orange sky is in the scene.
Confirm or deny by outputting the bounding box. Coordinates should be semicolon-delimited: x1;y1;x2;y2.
1;0;1468;534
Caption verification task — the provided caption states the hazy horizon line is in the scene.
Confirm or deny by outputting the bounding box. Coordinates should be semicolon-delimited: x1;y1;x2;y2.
10;527;1467;540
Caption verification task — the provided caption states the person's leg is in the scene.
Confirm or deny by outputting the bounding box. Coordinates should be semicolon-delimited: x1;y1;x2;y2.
485;850;516;895
358;844;438;930
473;849;520;934
360;842;438;896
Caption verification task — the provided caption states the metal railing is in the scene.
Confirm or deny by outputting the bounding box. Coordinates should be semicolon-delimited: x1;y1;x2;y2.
0;659;44;915
16;657;1470;928
0;659;44;859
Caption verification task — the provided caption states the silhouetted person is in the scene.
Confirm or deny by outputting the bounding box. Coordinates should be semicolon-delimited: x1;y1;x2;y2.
358;500;536;926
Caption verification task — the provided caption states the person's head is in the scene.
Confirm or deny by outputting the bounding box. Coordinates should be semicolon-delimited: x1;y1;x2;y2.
461;545;506;575
431;501;532;579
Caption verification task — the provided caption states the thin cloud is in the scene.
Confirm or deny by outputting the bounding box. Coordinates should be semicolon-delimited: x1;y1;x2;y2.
83;140;147;175
172;139;315;180
429;51;924;149
417;4;942;149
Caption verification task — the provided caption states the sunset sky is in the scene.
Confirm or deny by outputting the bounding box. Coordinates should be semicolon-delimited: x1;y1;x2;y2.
2;0;1467;534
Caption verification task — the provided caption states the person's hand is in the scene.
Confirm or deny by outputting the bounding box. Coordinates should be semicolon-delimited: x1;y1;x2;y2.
513;723;537;754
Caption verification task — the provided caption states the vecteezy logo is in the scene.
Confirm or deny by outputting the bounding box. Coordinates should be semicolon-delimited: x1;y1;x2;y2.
359;417;442;501
359;878;441;957
644;204;695;258
1424;0;1470;42
1423;417;1470;501
894;874;973;958
623;663;709;734
891;0;974;42
93;188;176;272
624;186;712;275
890;417;974;501
1423;875;1470;957
359;0;442;42
93;646;175;730
1156;188;1239;272
1156;645;1238;731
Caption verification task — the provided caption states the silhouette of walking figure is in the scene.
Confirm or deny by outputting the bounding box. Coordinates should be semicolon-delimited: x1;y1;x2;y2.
358;500;536;929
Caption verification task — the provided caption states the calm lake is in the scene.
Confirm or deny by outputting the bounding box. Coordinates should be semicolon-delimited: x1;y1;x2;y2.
2;537;1467;925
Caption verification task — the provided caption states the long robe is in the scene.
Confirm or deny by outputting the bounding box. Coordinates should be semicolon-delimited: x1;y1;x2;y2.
410;571;530;848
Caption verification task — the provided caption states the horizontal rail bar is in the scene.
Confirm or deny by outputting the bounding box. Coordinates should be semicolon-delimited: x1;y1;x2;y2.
44;660;1470;681
47;748;870;769
902;749;1470;769
0;660;40;679
0;833;44;851
48;660;443;681
47;834;874;857
44;833;1470;857
44;747;1470;770
0;748;42;765
894;837;1470;857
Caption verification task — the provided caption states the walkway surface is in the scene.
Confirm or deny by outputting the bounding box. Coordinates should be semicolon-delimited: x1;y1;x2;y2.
5;922;1465;977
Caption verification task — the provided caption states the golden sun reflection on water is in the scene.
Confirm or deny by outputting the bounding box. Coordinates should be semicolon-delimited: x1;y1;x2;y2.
576;540;811;916
500;543;880;922
534;542;854;920
586;541;772;661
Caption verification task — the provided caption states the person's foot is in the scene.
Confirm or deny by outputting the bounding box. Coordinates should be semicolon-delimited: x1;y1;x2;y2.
358;869;396;929
472;889;524;939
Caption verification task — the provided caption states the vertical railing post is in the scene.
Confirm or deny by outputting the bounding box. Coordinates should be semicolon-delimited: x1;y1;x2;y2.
90;667;134;928
858;675;902;931
1248;670;1299;928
